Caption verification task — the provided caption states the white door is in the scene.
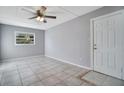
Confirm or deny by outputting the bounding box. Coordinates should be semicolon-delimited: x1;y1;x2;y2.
93;11;124;80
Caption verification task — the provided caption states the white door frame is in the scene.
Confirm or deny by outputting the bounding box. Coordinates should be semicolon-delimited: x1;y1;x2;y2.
90;9;124;70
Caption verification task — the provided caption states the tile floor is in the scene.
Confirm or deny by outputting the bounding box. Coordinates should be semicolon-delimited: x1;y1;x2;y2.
81;71;124;86
0;56;90;86
0;56;123;86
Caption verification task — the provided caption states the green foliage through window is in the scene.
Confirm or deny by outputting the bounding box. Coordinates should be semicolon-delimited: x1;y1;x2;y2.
15;32;35;45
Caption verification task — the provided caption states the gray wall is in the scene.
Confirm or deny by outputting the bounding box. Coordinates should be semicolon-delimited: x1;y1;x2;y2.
45;6;124;68
0;25;1;60
0;24;44;60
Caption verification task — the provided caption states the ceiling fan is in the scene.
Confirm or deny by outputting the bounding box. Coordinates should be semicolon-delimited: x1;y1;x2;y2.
22;6;57;23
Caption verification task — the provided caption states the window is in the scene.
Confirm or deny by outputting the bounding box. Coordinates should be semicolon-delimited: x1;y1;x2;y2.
15;31;35;45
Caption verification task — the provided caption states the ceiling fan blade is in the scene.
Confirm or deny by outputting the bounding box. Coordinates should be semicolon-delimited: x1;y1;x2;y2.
45;15;56;19
29;16;37;19
46;11;63;14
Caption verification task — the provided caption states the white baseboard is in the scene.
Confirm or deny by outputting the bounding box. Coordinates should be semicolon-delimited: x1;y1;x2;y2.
0;55;44;63
45;55;92;70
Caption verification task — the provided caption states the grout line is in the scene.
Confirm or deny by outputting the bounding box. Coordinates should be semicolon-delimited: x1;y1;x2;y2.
0;71;4;85
79;70;91;79
0;56;91;86
16;65;24;86
17;63;43;86
81;79;96;86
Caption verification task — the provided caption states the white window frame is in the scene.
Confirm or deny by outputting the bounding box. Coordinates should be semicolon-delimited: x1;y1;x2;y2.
15;31;35;46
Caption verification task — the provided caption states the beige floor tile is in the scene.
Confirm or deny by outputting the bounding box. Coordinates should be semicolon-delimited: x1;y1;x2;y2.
2;70;18;77
74;70;89;77
54;72;71;81
81;82;95;86
82;71;108;85
41;75;62;86
30;81;44;86
19;71;35;79
64;68;79;76
55;82;67;86
63;77;84;86
22;75;40;86
37;72;53;80
1;74;22;86
81;71;124;86
3;56;123;86
102;76;124;86
0;71;3;81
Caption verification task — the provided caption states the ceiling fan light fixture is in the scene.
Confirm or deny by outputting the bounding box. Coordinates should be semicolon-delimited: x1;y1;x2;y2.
36;16;41;21
26;6;56;23
39;17;44;22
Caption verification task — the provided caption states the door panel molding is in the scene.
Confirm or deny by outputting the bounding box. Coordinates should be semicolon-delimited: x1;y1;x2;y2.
90;9;124;80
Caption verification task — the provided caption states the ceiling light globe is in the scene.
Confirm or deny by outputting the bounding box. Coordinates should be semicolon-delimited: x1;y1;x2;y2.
36;16;41;21
39;17;44;22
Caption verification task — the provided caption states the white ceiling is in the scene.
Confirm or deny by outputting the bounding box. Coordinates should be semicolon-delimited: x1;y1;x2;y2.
0;6;103;30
